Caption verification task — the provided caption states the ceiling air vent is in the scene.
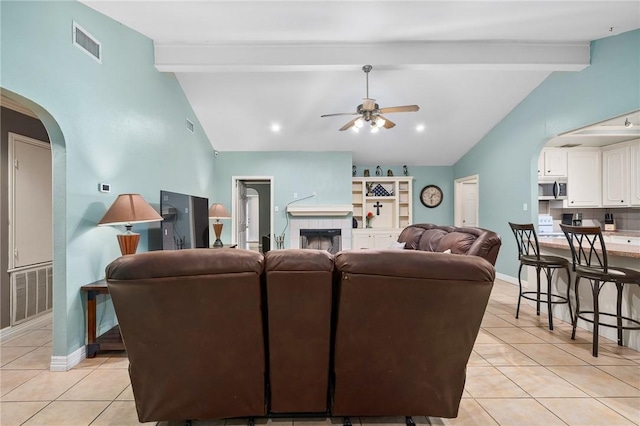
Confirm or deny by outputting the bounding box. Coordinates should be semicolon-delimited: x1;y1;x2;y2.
559;143;583;148
72;22;101;63
186;119;194;133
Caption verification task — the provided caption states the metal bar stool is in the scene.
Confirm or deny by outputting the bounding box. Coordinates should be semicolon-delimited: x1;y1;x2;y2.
560;224;640;357
508;222;572;330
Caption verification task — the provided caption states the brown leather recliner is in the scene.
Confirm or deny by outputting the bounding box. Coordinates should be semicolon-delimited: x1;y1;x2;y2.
397;224;502;265
106;249;267;423
264;249;334;413
331;249;495;418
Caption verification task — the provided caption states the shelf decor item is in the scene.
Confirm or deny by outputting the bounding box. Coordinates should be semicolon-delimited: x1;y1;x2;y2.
371;184;391;197
98;194;163;255
366;211;374;228
209;203;231;247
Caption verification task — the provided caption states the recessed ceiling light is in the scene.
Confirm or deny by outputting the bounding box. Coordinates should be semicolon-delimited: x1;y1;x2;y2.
271;123;281;132
416;124;426;132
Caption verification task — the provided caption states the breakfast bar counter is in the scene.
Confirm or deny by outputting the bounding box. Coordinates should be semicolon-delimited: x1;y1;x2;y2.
526;233;640;352
538;236;640;259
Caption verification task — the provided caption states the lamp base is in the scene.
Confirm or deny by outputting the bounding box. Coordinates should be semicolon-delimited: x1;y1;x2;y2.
213;222;224;248
117;231;140;255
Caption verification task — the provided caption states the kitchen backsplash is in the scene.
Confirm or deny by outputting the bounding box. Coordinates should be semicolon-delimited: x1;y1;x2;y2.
549;207;640;231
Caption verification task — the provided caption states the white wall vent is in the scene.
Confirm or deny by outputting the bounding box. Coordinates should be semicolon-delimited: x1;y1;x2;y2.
11;264;53;325
72;22;102;63
186;118;195;133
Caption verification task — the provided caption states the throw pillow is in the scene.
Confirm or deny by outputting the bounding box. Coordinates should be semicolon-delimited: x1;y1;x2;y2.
388;241;406;249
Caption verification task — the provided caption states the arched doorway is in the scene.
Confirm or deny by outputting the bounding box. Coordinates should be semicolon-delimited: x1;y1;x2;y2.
1;89;68;370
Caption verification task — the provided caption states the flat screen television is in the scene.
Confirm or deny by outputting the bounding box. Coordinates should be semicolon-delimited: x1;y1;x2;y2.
160;190;209;249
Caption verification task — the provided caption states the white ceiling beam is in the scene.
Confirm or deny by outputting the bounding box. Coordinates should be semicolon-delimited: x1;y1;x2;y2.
154;41;590;72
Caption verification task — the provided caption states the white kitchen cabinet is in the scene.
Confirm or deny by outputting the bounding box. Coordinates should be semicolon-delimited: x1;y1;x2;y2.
609;235;640;247
567;149;601;207
539;148;568;177
631;140;640;206
602;143;630;206
352;229;402;249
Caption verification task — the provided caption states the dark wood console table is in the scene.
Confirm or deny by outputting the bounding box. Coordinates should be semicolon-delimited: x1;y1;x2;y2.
81;279;125;357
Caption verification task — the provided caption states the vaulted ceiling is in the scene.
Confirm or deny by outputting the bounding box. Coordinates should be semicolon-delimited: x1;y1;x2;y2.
80;1;640;165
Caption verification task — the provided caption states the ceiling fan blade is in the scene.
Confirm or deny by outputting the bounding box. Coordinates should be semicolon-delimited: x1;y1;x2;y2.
378;105;420;114
321;112;359;118
339;117;359;131
379;115;396;129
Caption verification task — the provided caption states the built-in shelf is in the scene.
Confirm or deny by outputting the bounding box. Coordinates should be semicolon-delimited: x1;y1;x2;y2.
286;205;353;216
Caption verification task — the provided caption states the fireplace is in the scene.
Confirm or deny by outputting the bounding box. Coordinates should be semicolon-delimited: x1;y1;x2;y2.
300;229;342;254
287;213;353;253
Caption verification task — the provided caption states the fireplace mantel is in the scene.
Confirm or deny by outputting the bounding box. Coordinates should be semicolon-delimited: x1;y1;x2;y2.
286;205;353;217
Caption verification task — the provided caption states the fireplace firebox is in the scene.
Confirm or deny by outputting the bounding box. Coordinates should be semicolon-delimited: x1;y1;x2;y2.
300;229;342;254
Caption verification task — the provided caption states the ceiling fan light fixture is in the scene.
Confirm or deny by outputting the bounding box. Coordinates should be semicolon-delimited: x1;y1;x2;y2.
321;65;419;132
625;118;633;128
352;126;360;133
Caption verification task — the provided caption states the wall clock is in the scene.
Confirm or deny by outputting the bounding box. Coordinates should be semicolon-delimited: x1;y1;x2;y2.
420;185;443;208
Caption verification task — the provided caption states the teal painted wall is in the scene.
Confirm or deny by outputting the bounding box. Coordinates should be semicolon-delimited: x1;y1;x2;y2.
354;165;454;225
1;1;215;358
454;30;640;278
214;151;352;246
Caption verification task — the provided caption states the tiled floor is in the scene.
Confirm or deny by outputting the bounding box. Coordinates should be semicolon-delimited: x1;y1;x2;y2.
1;279;639;425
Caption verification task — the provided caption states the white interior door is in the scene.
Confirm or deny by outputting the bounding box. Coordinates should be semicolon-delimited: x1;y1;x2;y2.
455;175;479;228
246;192;259;242
461;182;478;227
8;133;52;270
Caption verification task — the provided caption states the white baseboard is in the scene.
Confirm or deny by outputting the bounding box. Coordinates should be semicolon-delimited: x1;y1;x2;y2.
495;272;518;285
0;312;52;344
50;346;85;372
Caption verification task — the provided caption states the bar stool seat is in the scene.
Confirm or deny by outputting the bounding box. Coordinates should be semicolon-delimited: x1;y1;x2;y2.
560;224;640;357
509;222;572;330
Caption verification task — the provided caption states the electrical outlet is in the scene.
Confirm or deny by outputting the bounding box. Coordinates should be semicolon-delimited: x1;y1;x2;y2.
294;193;298;199
523;203;528;211
275;206;279;212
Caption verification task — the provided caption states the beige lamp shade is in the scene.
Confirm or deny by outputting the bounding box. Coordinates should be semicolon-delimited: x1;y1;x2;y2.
98;194;162;255
208;203;231;219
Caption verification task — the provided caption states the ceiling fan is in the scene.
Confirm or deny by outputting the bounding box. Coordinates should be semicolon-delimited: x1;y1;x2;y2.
321;65;419;133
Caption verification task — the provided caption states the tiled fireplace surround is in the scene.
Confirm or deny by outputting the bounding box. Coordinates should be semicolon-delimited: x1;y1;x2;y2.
289;217;352;250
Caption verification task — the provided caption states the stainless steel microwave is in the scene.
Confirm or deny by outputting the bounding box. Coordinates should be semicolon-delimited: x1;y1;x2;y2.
538;178;567;200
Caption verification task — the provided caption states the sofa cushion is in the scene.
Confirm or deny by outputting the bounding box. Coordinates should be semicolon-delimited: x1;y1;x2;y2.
417;229;448;251
397;226;425;249
436;231;477;254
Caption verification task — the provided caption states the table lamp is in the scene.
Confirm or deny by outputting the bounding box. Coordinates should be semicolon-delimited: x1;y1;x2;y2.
209;203;231;247
98;194;163;255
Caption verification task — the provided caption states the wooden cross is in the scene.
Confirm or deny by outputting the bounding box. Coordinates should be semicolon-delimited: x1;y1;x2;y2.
373;201;383;215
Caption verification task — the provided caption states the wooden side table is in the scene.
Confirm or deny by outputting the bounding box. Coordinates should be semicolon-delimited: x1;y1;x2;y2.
80;279;125;357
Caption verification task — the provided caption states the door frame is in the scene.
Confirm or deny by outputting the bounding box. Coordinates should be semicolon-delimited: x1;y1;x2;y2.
454;174;479;227
231;176;274;250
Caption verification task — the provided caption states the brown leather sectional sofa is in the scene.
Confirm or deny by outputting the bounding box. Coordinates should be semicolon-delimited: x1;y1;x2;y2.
105;224;501;423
